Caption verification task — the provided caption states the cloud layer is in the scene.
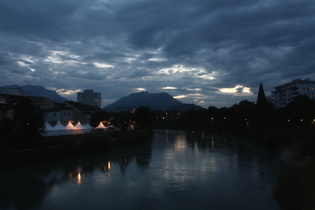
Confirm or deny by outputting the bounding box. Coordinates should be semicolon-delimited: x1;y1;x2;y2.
1;0;315;107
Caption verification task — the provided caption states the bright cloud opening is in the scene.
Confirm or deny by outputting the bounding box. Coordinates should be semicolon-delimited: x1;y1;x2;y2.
158;64;217;80
162;86;177;90
93;62;114;68
44;51;83;65
54;88;81;96
219;85;254;96
187;88;202;91
148;57;167;62
136;88;147;92
29;68;36;72
174;95;187;99
16;61;28;67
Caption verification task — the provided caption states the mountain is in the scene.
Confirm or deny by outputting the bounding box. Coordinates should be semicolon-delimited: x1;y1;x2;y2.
104;92;203;111
0;85;67;103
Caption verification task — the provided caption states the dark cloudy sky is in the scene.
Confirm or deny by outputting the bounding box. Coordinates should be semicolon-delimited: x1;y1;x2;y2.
1;0;315;108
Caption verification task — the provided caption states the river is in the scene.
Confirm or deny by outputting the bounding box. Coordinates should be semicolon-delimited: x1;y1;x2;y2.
0;130;281;210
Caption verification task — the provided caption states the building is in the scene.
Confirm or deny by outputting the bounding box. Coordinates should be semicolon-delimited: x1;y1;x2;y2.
272;78;315;108
43;108;74;125
65;101;101;124
0;94;24;121
77;89;101;108
0;87;30;96
30;96;55;110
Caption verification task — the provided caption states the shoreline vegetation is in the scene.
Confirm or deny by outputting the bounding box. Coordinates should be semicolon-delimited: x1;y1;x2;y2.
0;129;152;170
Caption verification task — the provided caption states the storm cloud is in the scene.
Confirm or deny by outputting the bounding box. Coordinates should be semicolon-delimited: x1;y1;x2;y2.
1;0;315;107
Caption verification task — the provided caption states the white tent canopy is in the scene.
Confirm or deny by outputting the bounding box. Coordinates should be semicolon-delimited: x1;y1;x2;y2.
95;122;108;130
44;121;54;131
52;121;67;130
64;121;75;130
44;121;111;136
83;123;93;129
45;121;67;136
75;121;90;134
75;121;85;130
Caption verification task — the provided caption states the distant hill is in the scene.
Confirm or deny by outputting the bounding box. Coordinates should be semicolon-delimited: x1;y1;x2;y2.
0;85;67;103
104;92;203;111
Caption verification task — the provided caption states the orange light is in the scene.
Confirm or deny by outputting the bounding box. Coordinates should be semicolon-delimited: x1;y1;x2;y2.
77;172;81;184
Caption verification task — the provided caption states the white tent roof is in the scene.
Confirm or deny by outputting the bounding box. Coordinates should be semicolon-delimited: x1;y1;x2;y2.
64;121;75;130
95;122;107;129
83;123;93;129
75;121;86;130
44;121;54;131
51;121;66;130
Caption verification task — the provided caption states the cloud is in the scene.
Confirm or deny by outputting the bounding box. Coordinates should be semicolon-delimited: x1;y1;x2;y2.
54;88;81;97
93;62;115;68
0;0;315;108
162;87;177;90
135;88;147;92
219;85;254;96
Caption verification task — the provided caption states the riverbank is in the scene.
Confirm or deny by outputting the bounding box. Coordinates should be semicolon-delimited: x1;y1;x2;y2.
0;129;152;170
273;135;315;210
273;161;315;210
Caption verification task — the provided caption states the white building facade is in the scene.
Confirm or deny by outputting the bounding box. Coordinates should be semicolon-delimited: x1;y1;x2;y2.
44;108;74;125
272;79;315;108
77;89;101;108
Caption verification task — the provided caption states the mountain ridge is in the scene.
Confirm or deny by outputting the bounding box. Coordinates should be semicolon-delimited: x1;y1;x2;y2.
104;91;203;111
0;85;67;103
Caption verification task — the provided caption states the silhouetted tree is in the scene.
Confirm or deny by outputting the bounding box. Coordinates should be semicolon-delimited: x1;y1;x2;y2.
133;106;153;129
0;118;15;149
13;97;45;148
283;95;315;126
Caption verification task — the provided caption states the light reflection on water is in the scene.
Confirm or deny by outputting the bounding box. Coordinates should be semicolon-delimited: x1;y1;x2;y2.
0;130;280;210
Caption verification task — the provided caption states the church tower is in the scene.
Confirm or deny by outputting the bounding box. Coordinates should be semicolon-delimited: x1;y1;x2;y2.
256;83;268;107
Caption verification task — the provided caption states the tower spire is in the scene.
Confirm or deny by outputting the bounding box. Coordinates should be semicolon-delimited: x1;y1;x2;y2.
256;83;267;107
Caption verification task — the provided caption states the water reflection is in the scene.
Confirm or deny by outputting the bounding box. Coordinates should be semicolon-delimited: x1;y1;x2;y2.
0;130;280;210
0;141;152;210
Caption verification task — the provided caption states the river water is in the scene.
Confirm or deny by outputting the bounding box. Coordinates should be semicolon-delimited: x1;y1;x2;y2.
0;130;281;210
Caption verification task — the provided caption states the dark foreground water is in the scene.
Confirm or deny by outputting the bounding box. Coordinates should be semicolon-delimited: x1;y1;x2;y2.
0;130;281;210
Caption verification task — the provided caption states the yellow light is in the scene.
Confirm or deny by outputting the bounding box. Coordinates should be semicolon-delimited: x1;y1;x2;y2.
77;172;81;184
107;161;111;170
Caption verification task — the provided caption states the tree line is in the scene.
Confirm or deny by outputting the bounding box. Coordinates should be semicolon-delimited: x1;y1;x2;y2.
1;95;315;155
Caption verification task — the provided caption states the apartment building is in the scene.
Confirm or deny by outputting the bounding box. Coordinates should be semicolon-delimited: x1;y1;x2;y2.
77;89;101;108
272;79;315;108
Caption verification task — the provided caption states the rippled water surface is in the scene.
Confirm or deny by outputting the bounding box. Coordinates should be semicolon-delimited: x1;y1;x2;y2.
0;130;281;210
